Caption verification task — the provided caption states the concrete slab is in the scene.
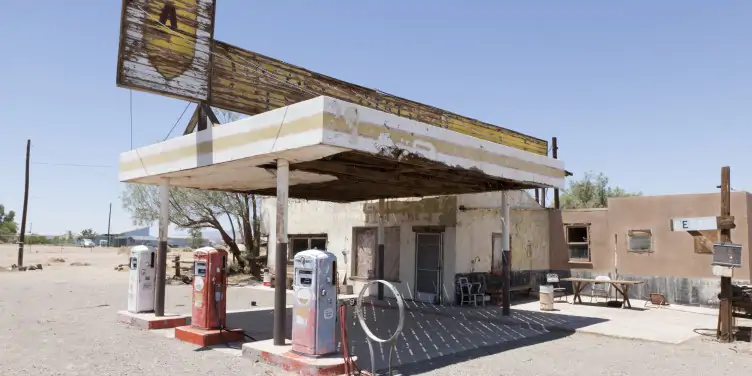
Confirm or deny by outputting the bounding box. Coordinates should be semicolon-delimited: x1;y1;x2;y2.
174;325;245;347
116;310;191;330
230;299;602;374
512;298;719;344
242;339;355;376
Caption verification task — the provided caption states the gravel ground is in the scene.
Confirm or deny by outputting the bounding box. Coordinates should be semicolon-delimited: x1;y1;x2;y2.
2;245;752;375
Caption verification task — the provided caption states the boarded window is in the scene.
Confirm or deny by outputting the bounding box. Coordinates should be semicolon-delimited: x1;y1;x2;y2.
628;230;652;253
354;228;376;279
289;235;328;259
353;227;400;281
566;225;590;262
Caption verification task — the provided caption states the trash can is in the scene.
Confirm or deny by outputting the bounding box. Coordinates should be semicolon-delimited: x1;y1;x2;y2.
539;285;554;311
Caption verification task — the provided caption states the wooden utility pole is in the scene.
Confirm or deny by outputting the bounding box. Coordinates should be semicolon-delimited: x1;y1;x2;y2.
17;139;31;267
717;166;735;342
552;137;560;209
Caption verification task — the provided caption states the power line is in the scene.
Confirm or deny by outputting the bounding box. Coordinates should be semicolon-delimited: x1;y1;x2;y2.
31;162;113;169
163;102;193;141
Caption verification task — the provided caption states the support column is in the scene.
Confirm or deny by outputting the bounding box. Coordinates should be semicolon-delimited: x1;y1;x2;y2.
377;198;385;300
155;178;170;317
274;159;290;346
552;137;560;209
501;191;511;316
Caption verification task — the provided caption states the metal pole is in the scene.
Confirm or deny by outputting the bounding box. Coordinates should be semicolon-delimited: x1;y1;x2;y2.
107;202;112;247
274;159;290;346
501;191;511;316
155;178;170;316
17;139;31;268
377;199;385;300
552;137;560;209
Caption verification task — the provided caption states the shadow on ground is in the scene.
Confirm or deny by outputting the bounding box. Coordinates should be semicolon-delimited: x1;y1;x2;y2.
224;297;606;374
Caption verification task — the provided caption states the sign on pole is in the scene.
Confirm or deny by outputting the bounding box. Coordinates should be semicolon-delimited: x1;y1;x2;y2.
669;216;718;232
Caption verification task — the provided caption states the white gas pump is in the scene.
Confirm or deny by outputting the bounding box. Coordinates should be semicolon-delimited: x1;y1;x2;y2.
127;245;156;313
291;249;338;356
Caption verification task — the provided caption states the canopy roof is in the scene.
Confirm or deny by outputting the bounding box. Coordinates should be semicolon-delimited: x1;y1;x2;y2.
119;96;566;202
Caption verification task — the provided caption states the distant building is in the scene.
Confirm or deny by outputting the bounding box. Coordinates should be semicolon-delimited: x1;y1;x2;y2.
106;227;209;248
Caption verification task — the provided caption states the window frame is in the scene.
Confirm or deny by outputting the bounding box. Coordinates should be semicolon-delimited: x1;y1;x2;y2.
350;226;401;282
565;223;591;263
288;234;328;260
627;229;653;253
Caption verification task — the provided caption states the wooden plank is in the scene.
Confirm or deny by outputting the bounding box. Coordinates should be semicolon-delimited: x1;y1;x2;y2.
116;0;215;102
560;277;645;285
209;40;549;155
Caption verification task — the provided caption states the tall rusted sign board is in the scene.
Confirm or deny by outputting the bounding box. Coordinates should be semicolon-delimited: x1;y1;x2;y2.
116;1;549;155
116;0;216;102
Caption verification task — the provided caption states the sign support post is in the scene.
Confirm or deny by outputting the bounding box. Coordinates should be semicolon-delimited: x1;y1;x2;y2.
717;166;734;342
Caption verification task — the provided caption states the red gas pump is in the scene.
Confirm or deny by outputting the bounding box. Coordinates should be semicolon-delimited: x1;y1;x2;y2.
175;247;244;346
192;247;228;329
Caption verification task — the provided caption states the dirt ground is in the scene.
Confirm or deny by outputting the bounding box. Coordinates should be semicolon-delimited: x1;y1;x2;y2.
2;244;752;375
0;244;256;285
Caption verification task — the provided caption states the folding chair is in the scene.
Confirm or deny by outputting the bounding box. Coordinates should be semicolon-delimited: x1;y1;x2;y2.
590;276;612;302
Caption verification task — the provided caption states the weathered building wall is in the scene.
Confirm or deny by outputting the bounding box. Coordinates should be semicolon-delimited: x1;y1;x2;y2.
263;190;551;304
455;191;549;288
551;209;611;273
262;196;458;302
551;192;752;307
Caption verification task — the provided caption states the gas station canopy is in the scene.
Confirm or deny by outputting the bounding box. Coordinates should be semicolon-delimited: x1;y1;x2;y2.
119;96;566;202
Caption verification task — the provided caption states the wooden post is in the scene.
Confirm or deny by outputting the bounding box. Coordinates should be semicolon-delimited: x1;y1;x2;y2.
534;189;540;204
717;166;734;342
552;137;560;209
17;140;31;268
174;255;181;278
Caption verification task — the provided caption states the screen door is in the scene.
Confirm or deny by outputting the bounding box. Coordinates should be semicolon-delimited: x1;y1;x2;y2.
415;233;443;304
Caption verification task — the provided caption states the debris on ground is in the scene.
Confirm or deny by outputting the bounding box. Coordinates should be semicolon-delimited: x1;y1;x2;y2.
69;262;91;267
113;264;128;271
48;257;66;264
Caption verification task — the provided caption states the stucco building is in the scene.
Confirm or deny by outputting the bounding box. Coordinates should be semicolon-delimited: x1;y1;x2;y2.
263;191;751;307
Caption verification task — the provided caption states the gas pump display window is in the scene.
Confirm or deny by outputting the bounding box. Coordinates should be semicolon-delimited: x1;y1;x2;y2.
129;257;137;270
298;270;312;286
195;261;207;276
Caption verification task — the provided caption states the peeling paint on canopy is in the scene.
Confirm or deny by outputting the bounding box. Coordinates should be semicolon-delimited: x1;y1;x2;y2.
119;96;566;202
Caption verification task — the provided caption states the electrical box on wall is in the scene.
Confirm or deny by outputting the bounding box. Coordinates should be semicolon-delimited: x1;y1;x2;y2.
712;243;742;268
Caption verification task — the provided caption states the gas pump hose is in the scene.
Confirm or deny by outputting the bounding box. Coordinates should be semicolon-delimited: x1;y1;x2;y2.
213;292;257;343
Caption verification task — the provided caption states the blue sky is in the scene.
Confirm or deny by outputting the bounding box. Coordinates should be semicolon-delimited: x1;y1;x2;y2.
1;1;750;235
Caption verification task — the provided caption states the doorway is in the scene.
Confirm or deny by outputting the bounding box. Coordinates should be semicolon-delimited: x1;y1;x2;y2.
415;232;443;304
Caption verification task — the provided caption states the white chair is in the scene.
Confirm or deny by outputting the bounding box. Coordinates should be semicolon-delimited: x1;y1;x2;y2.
473;274;489;307
457;277;474;307
546;273;567;302
590;276;612;302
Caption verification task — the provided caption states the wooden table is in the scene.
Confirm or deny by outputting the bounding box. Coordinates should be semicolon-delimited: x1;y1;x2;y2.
560;278;644;309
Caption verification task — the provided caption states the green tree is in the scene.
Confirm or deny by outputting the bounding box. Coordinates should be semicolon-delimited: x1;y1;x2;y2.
80;228;96;238
0;204;19;243
189;228;204;249
560;172;641;209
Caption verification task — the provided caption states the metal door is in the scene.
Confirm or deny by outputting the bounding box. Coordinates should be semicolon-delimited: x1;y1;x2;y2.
415;233;443;304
